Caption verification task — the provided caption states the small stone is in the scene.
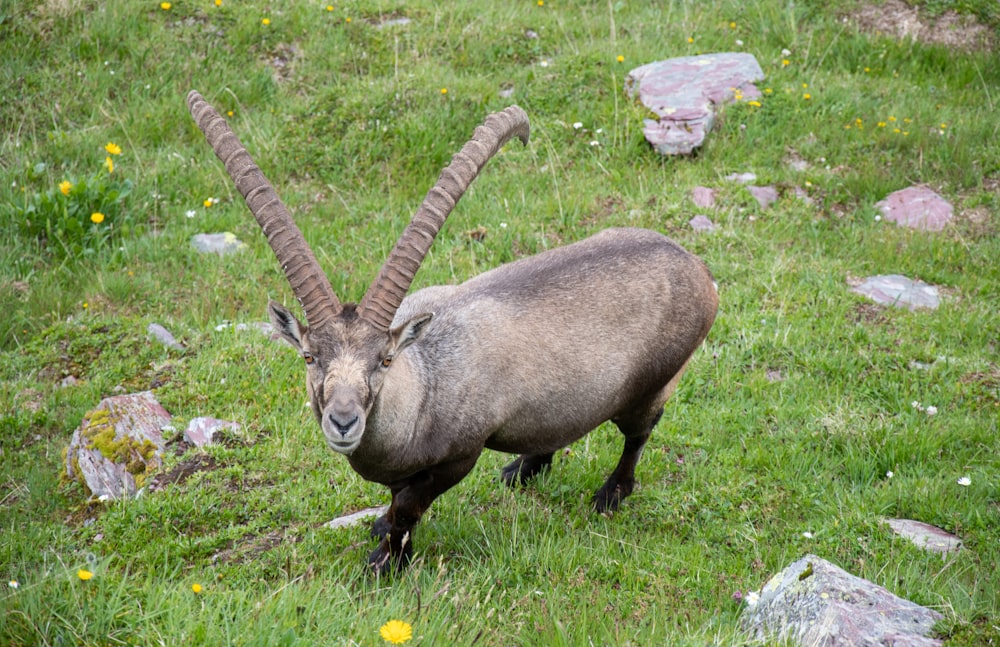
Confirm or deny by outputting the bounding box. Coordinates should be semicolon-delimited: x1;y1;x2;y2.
148;323;185;351
747;185;779;209
689;215;717;231
850;274;940;310
725;171;757;184
324;505;390;530
876;186;953;231
183;417;241;448
60;375;79;388
691;186;716;208
192;232;246;255
885;519;962;554
742;554;943;646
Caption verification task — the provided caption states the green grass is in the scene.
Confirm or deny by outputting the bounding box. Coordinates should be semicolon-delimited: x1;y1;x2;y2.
1;0;998;645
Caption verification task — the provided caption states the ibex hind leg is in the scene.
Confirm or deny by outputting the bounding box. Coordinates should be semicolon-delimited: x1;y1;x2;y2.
500;452;555;487
593;361;693;513
592;406;662;514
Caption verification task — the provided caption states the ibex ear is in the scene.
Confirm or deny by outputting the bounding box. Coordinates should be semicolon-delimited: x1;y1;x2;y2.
268;300;306;351
388;313;433;356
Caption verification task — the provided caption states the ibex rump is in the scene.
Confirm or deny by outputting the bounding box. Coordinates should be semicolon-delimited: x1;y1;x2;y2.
187;91;718;574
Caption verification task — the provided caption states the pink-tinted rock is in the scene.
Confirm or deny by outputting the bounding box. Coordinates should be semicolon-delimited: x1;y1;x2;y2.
625;53;764;155
876;186;953;231
691;186;716;208
885;519;962;553
689;215;717;232
742;554;943;647
850;274;940;310
65;391;172;500
748;185;779;209
183;417;242;447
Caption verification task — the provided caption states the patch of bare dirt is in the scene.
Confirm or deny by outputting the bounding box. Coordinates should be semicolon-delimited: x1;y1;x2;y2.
148;454;218;491
210;528;302;565
852;0;995;51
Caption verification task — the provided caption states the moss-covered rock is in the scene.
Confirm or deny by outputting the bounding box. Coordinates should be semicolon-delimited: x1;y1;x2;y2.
64;391;172;499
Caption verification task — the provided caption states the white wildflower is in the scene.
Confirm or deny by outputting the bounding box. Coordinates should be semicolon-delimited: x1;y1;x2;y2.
886;470;894;479
8;580;18;589
573;122;583;129
802;531;814;539
957;476;971;487
925;405;937;416
186;210;197;218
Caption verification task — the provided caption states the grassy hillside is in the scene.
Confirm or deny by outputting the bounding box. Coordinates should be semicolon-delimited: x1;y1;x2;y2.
1;1;998;644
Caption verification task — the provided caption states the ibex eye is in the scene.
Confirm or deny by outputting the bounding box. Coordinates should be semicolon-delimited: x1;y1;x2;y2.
303;353;315;365
381;357;393;368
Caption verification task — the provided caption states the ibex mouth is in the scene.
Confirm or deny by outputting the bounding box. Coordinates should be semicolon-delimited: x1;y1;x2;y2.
326;437;361;456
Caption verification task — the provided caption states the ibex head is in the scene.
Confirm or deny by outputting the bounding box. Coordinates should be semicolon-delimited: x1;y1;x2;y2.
186;91;529;454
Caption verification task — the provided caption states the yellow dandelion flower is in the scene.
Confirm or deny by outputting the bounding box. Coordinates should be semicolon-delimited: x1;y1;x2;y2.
616;55;624;63
192;583;203;593
104;156;114;173
204;198;213;207
893;128;901;134
888;116;896;122
939;123;947;129
763;87;773;94
77;569;93;581
687;37;694;44
877;121;886;128
537;0;544;6
160;2;171;9
801;83;808;89
262;17;271;25
216;0;222;5
379;620;413;644
345;16;351;22
326;4;334;10
91;212;105;224
105;142;122;155
747;100;762;107
864;67;870;73
729;22;736;29
59;180;73;195
844;124;852;129
803;93;811;100
440;88;448;95
781;59;790;67
227;110;234;117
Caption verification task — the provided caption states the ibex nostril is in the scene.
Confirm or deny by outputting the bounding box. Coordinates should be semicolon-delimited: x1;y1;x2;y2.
329;414;358;436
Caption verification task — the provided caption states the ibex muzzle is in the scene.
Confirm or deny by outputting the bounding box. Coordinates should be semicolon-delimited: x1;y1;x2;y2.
187;90;718;575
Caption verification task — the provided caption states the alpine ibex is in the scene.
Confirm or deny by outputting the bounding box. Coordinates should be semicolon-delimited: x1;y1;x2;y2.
187;91;718;574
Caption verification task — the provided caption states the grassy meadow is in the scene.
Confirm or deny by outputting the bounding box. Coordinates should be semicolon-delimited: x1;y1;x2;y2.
2;0;999;644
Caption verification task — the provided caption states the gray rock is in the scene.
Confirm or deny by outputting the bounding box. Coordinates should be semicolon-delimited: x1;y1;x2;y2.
183;417;242;448
689;215;717;232
885;519;963;554
65;391;172;500
148;323;185;351
748;185;779;209
324;505;390;530
726;171;757;184
876;186;953;231
192;232;247;255
625;53;764;155
850;274;940;310
742;554;943;646
691;186;716;208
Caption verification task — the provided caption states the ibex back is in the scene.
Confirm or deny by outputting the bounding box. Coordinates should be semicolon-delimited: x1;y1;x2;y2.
187;91;718;575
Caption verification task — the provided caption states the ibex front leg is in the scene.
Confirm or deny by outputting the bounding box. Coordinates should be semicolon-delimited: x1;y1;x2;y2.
368;455;479;576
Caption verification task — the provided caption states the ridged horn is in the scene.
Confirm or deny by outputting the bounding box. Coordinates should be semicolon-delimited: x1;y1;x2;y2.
357;105;530;330
186;90;341;329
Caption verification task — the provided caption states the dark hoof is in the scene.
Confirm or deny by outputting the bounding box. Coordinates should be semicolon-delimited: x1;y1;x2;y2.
592;480;634;514
367;535;412;576
500;454;552;487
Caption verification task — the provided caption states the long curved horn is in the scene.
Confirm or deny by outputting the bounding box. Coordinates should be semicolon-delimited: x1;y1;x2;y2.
186;90;341;329
357;106;530;330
